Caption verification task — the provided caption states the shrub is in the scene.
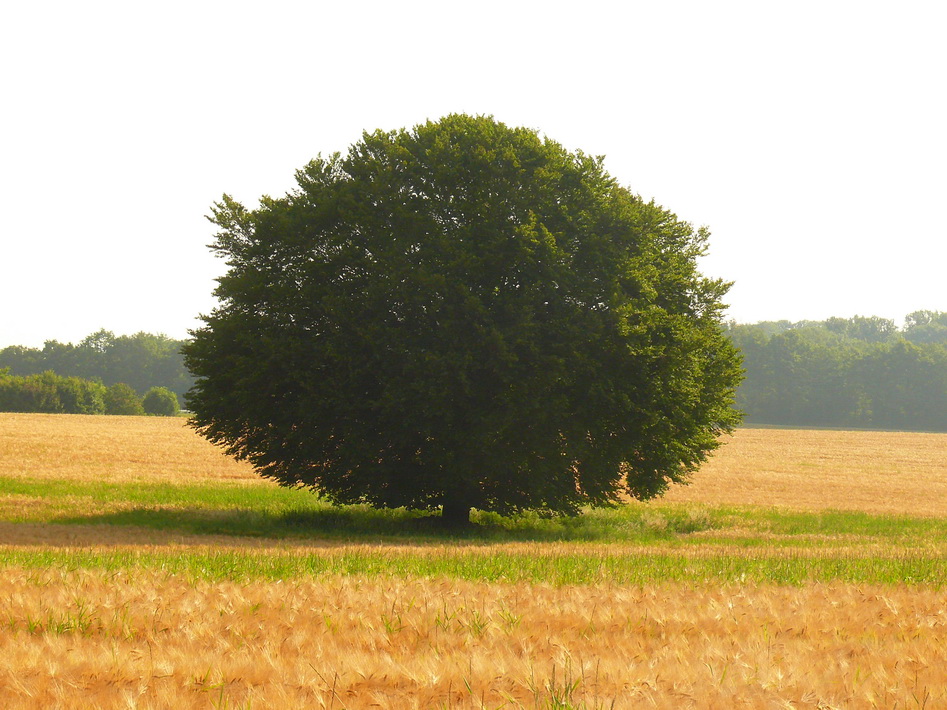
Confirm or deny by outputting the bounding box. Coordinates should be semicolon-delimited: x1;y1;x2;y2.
104;383;145;415
0;371;70;413
142;386;180;416
57;375;106;414
0;371;105;414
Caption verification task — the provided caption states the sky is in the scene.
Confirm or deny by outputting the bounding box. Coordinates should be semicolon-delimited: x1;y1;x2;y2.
2;0;945;348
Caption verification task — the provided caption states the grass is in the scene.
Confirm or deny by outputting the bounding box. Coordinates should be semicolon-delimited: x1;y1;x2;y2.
661;426;947;517
1;544;946;586
718;505;947;539
4;472;947;588
4;413;947;707
2;567;947;709
1;474;711;541
7;473;947;550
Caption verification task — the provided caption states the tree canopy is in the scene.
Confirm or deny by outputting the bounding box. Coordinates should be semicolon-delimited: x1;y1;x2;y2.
0;370;106;414
142;386;180;417
184;115;742;524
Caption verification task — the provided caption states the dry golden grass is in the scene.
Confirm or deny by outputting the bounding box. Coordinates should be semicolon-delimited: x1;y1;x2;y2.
665;427;947;517
0;413;257;484
4;414;947;707
1;568;945;709
4;414;947;516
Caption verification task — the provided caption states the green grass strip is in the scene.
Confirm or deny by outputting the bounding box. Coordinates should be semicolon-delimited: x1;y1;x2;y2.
1;547;945;587
0;477;315;510
706;504;947;537
5;475;947;547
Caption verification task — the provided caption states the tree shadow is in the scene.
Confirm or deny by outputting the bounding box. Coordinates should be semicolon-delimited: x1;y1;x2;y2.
46;506;561;546
45;501;713;548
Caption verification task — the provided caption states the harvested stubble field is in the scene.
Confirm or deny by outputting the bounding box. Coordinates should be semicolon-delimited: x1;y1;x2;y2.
661;426;947;517
1;413;947;708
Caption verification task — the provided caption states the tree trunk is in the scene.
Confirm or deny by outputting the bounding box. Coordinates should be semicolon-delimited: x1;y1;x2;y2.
440;499;472;529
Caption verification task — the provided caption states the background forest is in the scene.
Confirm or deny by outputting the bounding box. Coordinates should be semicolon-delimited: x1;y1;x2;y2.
729;311;947;431
2;312;947;431
0;331;189;415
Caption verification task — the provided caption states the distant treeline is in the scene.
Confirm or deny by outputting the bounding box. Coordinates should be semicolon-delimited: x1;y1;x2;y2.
0;330;192;403
3;318;947;430
0;370;180;416
729;311;947;431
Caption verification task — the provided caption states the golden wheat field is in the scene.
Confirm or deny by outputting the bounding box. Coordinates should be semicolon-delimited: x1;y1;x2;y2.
0;413;258;484
2;413;947;708
663;427;947;517
4;413;946;515
3;569;946;709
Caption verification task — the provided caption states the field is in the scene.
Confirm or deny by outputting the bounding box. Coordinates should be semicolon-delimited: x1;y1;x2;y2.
1;414;947;708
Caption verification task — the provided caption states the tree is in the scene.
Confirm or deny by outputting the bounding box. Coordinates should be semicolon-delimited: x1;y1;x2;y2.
0;346;41;374
824;316;897;343
104;382;145;415
56;375;106;414
904;311;947;345
727;316;947;431
142;386;179;416
0;370;105;414
184;115;743;526
855;340;947;431
0;330;194;402
0;371;61;412
107;332;193;401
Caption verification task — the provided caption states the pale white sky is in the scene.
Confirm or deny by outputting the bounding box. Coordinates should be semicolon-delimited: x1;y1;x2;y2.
2;0;945;348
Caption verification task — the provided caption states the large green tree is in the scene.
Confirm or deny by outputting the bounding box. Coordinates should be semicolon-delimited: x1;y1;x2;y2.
184;115;742;525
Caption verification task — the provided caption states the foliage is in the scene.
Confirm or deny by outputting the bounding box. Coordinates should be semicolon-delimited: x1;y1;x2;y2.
0;370;106;414
104;383;145;415
56;374;107;414
904;310;947;345
5;455;947;582
142;386;179;416
0;330;192;402
728;314;947;430
185;114;743;522
0;369;151;417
